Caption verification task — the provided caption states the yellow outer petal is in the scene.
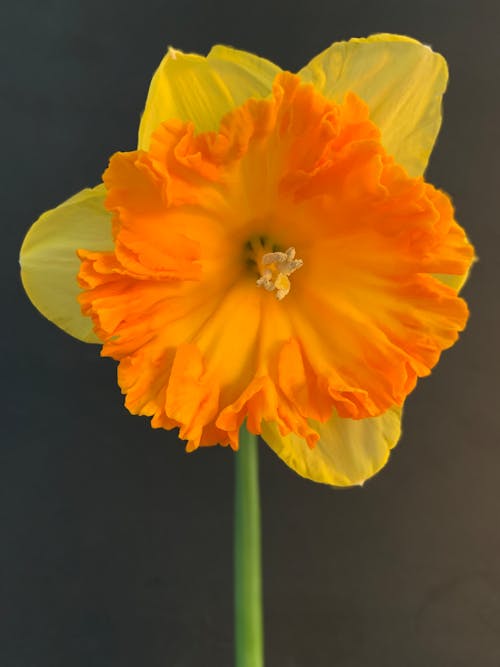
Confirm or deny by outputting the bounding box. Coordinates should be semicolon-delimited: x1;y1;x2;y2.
299;34;448;177
20;185;113;343
261;407;402;487
434;269;471;292
138;45;281;149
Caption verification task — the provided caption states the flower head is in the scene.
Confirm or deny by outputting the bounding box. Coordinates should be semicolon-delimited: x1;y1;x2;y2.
20;35;475;486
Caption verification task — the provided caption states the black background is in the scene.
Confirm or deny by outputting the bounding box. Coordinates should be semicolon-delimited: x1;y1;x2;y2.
3;0;499;665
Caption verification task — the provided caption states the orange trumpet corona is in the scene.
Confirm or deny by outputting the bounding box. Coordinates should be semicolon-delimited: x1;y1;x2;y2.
77;72;474;453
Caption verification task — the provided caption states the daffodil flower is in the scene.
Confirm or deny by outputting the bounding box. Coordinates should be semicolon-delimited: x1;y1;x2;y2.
20;34;475;488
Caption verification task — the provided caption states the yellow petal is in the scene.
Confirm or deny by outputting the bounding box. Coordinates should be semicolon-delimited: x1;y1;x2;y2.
261;407;402;487
138;45;280;149
20;184;113;343
299;34;448;177
434;269;471;292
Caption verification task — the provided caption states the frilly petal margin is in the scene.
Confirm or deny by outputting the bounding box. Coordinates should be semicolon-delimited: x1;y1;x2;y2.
20;185;114;343
261;407;402;487
299;34;448;178
138;44;281;149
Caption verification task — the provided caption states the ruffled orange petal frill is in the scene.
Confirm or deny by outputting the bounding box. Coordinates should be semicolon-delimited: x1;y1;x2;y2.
78;72;474;451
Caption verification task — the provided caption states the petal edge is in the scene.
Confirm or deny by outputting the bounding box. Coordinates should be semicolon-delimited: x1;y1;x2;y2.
262;407;402;487
299;34;448;177
138;45;280;149
20;184;113;343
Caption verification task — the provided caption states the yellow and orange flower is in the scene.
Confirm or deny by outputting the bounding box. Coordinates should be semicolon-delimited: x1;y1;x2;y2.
20;35;475;486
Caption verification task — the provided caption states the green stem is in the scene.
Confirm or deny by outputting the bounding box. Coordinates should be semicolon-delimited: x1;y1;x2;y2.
234;424;264;667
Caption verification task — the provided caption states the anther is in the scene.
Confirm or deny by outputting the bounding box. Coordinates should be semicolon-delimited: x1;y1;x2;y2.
256;247;303;300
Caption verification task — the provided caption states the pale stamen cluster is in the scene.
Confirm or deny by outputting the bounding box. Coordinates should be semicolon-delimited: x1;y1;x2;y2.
256;247;303;300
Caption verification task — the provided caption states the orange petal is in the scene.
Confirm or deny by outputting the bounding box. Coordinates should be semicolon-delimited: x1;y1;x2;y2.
78;71;474;456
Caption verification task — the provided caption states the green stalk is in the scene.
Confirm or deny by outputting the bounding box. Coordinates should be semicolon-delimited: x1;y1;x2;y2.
234;424;264;667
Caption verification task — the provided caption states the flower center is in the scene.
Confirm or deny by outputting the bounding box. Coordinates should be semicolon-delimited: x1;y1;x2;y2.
245;236;303;300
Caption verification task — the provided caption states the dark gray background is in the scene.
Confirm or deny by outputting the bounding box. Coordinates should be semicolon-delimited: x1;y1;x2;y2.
3;0;499;665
